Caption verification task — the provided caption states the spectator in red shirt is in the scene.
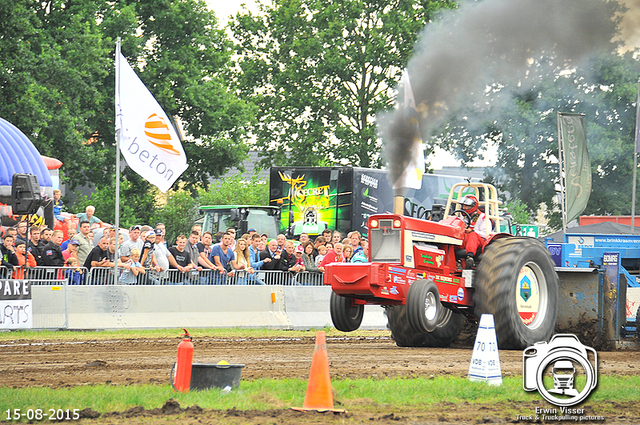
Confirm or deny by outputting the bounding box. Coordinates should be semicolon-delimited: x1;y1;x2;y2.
320;242;345;267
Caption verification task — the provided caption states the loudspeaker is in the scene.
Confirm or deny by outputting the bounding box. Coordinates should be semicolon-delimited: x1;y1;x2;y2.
11;174;42;215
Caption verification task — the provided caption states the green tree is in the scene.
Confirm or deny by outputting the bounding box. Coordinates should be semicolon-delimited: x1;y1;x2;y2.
504;199;531;226
0;0;253;192
70;180;149;229
151;190;200;244
198;173;270;206
436;50;640;229
130;0;256;190
149;173;270;242
0;0;113;188
231;0;455;168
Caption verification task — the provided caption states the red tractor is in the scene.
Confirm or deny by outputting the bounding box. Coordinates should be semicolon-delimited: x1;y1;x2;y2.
324;182;558;350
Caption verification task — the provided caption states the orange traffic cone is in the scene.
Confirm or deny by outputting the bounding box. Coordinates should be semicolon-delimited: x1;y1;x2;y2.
292;331;345;413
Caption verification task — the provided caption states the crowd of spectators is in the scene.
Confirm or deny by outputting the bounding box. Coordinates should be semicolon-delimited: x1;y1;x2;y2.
0;201;370;285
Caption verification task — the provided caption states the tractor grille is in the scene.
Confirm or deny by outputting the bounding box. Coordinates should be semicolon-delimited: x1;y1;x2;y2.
370;219;401;262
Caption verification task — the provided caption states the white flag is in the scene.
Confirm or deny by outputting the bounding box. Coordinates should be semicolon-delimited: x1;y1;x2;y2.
392;70;424;190
115;52;188;192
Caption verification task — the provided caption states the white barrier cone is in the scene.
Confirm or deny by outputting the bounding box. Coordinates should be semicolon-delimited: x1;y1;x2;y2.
467;314;502;386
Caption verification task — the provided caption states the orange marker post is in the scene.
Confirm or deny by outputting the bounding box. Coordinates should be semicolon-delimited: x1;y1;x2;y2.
292;331;345;413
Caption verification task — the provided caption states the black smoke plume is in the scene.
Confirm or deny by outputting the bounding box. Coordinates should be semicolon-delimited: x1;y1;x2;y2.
381;0;620;189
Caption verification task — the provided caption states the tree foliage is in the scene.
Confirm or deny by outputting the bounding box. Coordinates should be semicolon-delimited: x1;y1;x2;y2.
70;180;154;229
435;49;640;229
69;172;270;243
231;0;455;168
0;0;253;192
0;0;113;188
198;173;270;206
151;190;200;244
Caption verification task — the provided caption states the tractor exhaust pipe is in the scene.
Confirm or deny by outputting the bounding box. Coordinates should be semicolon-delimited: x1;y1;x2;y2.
394;195;404;215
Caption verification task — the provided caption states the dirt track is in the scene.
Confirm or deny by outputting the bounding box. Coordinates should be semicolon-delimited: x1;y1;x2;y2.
2;333;640;388
1;332;639;424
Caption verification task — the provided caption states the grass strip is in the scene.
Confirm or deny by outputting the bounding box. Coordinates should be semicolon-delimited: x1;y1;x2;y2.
0;327;389;342
1;375;638;416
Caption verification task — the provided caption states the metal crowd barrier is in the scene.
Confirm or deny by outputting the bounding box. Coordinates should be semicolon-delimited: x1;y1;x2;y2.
1;266;89;286
120;269;325;286
0;266;325;286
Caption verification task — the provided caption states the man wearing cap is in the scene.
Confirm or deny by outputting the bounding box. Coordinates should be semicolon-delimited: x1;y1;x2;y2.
137;231;160;284
120;225;143;263
140;230;159;270
294;244;306;268
72;220;93;265
60;228;76;251
13;240;37;279
152;229;178;283
154;223;167;247
62;238;80;263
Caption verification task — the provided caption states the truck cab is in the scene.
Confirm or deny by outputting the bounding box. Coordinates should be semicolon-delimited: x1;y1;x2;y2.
199;205;281;238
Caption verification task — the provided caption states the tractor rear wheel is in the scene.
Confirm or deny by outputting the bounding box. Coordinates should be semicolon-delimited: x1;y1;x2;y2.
473;237;558;350
406;279;441;333
385;304;463;347
330;292;364;332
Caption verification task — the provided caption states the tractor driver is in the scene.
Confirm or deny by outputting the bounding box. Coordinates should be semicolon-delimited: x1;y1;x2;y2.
459;195;492;268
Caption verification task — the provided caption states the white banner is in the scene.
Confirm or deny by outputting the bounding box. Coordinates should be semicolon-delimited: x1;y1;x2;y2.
115;52;188;192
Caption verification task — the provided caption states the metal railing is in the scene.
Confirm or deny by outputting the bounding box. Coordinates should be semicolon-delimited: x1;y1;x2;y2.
0;266;325;286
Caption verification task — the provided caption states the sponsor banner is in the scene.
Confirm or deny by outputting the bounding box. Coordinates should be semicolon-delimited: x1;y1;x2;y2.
116;50;188;192
0;280;32;329
558;113;591;224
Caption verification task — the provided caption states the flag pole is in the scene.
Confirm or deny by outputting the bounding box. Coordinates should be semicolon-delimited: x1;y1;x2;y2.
557;111;567;233
633;151;637;234
114;38;122;281
631;79;640;234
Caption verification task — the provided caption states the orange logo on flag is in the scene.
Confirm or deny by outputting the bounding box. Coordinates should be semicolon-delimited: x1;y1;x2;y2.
144;114;181;156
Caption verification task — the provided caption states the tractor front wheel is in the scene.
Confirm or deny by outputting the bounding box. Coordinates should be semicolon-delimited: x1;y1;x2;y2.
406;279;441;333
473;237;558;350
330;292;364;332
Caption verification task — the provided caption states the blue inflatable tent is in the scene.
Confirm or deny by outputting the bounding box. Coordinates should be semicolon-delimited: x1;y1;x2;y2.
0;117;53;203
